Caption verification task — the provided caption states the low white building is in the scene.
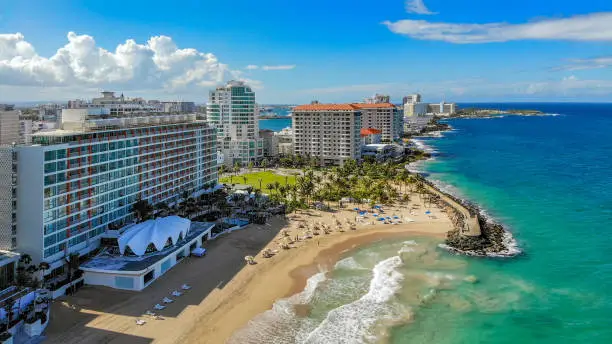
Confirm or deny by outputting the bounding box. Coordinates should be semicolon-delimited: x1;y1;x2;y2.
404;115;434;134
80;218;214;291
362;144;402;161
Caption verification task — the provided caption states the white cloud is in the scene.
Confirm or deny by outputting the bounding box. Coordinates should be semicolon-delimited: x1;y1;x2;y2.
556;56;612;71
405;0;437;15
245;64;259;70
383;12;612;43
0;31;250;93
299;76;612;102
262;65;296;71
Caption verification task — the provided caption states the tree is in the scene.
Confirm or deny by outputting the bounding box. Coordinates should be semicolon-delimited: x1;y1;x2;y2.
233;161;241;175
261;158;269;171
132;199;153;222
18;254;32;266
258;178;263;191
248;161;254;172
66;253;81;295
218;165;227;176
242;176;248;185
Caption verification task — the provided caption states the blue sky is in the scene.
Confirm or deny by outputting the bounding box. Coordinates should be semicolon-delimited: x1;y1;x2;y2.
1;0;612;103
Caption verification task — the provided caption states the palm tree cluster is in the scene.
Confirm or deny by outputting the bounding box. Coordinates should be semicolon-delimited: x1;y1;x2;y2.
263;159;422;213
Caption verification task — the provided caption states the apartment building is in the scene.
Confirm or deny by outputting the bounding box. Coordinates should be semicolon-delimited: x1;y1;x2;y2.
0;146;17;251
207;81;264;166
353;103;403;142
259;129;279;158
427;102;457;115
0;110;20;146
292;104;362;166
16;109;217;275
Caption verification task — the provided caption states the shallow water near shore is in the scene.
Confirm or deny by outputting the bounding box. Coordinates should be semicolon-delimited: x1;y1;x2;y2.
240;103;612;343
395;103;612;343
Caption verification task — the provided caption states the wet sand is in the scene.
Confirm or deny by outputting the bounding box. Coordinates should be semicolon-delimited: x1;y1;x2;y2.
44;198;452;344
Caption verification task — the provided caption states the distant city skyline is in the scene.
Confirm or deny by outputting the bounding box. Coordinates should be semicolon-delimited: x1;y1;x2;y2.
2;0;612;103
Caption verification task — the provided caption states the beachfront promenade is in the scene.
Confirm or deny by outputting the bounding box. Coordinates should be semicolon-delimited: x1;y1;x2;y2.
423;183;481;237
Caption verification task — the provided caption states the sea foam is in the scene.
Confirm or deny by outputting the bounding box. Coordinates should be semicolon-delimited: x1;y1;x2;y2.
299;256;407;343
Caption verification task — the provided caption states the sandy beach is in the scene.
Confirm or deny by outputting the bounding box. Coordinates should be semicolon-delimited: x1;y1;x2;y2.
44;196;452;344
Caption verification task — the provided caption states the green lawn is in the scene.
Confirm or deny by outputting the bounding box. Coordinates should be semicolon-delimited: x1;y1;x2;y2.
219;171;296;190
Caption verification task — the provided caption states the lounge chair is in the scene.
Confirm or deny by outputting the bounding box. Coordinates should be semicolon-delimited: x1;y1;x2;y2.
162;297;174;304
171;290;182;297
154;304;166;310
145;310;156;316
181;284;192;290
136;319;146;326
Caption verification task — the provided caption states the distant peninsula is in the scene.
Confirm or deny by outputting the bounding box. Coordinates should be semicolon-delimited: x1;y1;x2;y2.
452;108;543;118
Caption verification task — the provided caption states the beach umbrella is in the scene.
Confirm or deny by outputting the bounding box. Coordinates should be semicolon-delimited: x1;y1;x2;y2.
378;217;385;221
425;211;432;214
393;216;399;219
354;208;360;211
373;213;378;217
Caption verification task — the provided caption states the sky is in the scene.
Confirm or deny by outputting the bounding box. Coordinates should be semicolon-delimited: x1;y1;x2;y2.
1;0;612;104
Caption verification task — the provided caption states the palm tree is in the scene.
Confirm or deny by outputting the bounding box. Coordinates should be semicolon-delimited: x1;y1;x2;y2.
266;183;275;195
218;165;227;176
19;254;32;266
258;178;263;191
132;199;153;222
38;262;50;287
233;161;241;175
66;253;80;295
242;175;248;185
261;158;269;171
248;161;254;172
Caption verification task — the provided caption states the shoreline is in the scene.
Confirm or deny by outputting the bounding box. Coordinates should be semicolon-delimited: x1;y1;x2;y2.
285;229;446;298
180;200;453;344
409;124;520;257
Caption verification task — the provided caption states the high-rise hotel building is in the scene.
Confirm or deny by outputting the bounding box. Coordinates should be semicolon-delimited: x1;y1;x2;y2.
207;81;263;166
292;104;362;166
16;108;217;270
353;103;403;142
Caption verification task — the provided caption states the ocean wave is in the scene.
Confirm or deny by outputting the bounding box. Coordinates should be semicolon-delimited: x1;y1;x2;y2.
300;256;407;343
398;240;418;255
410;138;438;154
294;272;328;304
334;257;367;271
227;271;328;344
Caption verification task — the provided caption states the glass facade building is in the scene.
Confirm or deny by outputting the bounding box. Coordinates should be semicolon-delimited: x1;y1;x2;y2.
207;81;263;166
16;118;217;269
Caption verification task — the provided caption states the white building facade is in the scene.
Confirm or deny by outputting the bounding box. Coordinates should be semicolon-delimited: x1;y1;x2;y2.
292;104;362;166
16;112;217;276
354;103;403;142
207;81;264;166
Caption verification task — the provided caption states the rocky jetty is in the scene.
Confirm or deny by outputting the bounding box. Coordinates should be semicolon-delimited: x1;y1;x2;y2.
417;176;516;257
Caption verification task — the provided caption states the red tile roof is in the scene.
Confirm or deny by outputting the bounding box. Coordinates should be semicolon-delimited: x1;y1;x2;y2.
361;128;382;137
293;104;358;111
351;103;396;109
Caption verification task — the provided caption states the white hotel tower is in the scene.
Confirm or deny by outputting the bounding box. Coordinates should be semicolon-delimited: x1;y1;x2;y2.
207;81;263;166
15;108;218;275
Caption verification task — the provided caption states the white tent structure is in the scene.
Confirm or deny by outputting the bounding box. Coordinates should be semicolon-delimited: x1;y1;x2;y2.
118;216;191;256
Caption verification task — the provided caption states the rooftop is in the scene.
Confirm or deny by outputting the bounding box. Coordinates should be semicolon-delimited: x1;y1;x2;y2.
352;103;396;109
293;104;359;111
80;222;214;273
361;128;382;136
294;102;396;112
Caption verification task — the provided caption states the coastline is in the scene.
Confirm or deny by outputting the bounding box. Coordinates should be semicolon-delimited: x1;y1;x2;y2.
44;195;453;344
409;124;520;257
180;200;452;344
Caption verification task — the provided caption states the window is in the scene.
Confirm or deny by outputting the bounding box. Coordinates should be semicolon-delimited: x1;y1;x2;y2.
115;276;135;289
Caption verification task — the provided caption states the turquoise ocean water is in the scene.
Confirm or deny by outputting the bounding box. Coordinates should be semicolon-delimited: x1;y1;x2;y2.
259;108;292;132
240;103;612;343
